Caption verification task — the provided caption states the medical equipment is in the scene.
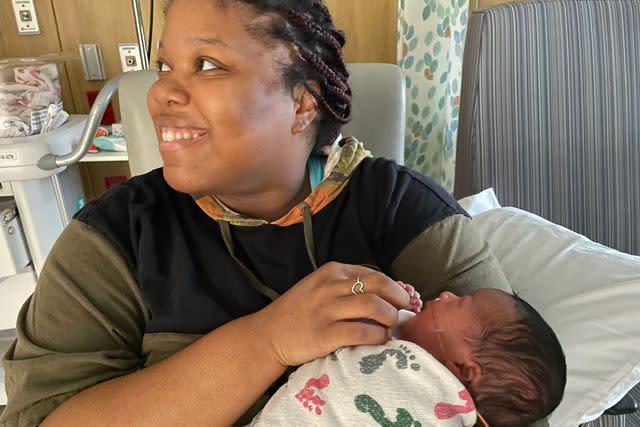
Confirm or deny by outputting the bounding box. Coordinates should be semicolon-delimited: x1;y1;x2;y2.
0;115;86;327
0;199;29;278
0;3;152;409
0;50;90;336
0;55;126;337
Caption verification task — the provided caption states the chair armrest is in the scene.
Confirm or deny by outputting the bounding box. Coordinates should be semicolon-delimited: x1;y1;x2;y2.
604;392;638;416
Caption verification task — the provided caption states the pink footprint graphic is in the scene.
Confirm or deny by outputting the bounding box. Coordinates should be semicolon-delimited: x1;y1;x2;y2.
295;374;331;415
434;389;476;420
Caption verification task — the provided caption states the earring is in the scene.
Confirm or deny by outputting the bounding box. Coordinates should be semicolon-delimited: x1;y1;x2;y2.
297;119;308;130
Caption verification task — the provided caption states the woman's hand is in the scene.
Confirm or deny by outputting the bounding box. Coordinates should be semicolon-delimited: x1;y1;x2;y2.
257;262;411;368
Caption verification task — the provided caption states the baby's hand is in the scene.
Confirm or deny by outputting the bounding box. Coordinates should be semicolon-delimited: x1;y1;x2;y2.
396;281;423;313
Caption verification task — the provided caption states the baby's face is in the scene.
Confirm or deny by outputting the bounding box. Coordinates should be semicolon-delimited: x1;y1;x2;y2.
399;289;517;367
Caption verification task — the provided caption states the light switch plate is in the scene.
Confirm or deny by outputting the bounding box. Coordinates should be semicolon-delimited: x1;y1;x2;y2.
118;43;144;73
12;0;40;35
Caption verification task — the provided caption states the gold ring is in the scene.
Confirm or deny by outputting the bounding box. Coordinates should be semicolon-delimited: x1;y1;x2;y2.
351;277;365;295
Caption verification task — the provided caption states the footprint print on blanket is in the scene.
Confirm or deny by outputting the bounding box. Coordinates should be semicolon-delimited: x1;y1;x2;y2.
359;344;421;374
355;394;422;427
294;374;331;415
434;389;476;420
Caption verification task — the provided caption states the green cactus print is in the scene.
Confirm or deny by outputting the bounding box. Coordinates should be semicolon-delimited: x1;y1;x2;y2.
354;394;422;427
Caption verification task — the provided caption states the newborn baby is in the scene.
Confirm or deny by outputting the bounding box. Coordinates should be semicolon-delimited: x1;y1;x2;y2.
251;285;566;426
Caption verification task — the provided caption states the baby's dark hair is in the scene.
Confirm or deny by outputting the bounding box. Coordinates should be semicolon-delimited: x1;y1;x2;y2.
166;0;351;152
469;293;566;427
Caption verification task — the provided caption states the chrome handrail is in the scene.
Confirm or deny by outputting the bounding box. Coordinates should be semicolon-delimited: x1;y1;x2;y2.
132;0;150;70
39;0;148;170
37;74;123;170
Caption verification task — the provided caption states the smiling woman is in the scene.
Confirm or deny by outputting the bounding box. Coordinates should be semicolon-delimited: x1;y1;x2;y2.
151;0;352;219
153;3;306;206
0;1;516;426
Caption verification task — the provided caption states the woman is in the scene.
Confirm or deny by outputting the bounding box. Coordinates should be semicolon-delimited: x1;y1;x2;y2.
0;0;510;425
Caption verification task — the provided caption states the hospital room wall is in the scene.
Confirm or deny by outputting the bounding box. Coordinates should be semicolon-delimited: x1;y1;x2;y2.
0;0;76;120
0;0;398;199
0;0;158;199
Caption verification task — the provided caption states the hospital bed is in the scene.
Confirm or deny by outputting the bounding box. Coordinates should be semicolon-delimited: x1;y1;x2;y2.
0;116;87;408
0;111;87;371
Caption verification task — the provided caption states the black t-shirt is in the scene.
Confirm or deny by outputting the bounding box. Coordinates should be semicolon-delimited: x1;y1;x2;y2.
75;157;466;334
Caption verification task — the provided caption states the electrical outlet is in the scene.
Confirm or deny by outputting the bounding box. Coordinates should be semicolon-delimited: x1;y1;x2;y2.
118;44;144;73
12;0;40;35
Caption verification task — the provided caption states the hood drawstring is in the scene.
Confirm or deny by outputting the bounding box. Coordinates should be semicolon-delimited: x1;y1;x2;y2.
218;208;319;302
219;220;280;302
477;413;489;427
301;203;319;271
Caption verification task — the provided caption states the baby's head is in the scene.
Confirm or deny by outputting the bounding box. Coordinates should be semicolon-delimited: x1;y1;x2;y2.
399;288;566;426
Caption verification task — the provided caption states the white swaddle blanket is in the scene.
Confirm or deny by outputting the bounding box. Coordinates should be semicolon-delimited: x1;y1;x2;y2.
251;338;478;426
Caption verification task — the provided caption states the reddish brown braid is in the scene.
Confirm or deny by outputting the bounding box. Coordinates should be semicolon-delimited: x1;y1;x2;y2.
290;17;352;123
288;10;348;78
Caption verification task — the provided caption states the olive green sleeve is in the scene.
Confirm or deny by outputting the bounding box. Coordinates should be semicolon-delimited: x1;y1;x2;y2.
0;220;149;427
391;214;512;300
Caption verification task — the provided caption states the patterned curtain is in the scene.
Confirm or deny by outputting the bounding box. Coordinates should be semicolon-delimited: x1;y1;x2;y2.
398;0;469;193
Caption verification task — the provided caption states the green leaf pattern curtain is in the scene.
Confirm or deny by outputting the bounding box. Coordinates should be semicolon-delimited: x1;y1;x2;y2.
398;0;468;192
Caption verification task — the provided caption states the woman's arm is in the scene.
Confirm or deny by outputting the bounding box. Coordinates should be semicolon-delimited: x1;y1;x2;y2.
44;266;409;427
2;221;285;426
392;214;511;299
2;221;409;426
43;309;286;426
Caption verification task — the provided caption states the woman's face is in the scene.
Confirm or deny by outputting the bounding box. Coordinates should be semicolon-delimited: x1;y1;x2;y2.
148;0;312;196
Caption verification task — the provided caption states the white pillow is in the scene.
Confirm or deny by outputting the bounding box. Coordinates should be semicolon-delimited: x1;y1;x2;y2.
471;206;640;426
457;187;502;216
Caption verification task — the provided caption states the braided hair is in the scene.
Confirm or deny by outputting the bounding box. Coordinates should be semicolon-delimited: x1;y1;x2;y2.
165;0;352;151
